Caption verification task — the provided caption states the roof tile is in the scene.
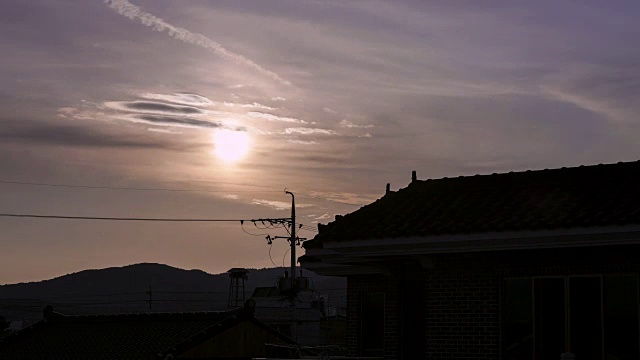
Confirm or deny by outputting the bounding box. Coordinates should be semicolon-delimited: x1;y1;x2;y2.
306;161;640;246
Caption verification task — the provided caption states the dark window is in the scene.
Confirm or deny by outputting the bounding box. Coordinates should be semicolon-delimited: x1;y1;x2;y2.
503;278;534;360
534;277;566;360
604;275;639;359
569;277;602;359
400;282;426;358
503;275;640;360
361;292;384;356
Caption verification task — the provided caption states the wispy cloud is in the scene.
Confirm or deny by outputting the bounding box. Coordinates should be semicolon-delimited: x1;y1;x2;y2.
223;102;275;110
121;114;229;130
140;92;213;107
222;194;239;200
0;121;188;150
339;119;374;129
106;101;203;114
540;64;640;123
247;112;307;124
251;199;312;211
105;0;291;86
271;97;286;101
147;127;182;134
307;191;377;206
287;139;318;145
284;128;339;135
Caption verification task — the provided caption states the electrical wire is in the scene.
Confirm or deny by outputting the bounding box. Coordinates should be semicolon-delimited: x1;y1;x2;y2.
0;180;282;193
268;244;280;268
282;248;290;268
241;221;269;236
0;214;291;222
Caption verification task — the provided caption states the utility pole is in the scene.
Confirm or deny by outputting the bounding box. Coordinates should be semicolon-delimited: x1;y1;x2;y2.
286;191;296;283
285;191;297;341
146;285;152;311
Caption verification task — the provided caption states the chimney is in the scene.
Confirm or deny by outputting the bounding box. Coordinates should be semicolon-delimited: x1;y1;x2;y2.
385;183;390;194
411;170;417;182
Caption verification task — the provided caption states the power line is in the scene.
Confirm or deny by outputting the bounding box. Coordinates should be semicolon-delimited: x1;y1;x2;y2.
0;213;291;222
0;180;282;193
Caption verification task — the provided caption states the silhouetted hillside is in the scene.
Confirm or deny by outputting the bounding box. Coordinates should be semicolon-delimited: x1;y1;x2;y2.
0;263;345;323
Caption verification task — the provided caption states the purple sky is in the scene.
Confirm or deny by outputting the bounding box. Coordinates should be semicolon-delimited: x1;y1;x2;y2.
1;0;639;283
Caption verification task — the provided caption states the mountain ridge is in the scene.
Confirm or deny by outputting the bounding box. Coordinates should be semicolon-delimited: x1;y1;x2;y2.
0;263;345;324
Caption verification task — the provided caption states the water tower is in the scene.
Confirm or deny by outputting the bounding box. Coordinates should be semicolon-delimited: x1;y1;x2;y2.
227;268;249;308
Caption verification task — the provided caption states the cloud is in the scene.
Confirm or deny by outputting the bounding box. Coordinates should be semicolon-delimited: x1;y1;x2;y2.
339;119;374;129
284;128;339;135
323;107;337;114
0;121;184;150
106;101;203;114
99;94;243;131
122;114;230;130
222;194;239;199
251;199;312;211
247;112;307;124
223;102;275;110
359;133;372;138
271;97;286;101
105;0;291;86
287;139;318;145
57;107;80;118
315;213;331;220
307;191;377;206
540;64;640;123
147;127;182;134
140;92;213;107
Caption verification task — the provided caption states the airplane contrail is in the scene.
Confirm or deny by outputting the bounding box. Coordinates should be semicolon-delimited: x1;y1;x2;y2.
104;0;291;86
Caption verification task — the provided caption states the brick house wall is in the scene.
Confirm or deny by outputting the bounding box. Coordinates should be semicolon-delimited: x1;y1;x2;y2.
424;266;500;359
344;246;640;360
347;275;400;359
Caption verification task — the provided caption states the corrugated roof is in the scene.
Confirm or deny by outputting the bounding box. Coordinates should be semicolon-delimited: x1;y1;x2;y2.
305;161;640;248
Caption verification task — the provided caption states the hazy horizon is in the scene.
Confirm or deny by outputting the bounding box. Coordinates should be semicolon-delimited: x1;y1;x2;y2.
1;0;639;283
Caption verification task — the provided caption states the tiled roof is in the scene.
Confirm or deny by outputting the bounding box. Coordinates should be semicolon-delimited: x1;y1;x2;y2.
0;307;255;359
305;161;640;248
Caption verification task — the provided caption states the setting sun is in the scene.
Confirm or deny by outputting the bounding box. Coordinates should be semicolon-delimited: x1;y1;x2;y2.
213;129;250;163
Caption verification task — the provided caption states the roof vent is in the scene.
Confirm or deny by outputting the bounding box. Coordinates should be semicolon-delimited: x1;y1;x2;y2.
411;170;417;182
385;183;390;194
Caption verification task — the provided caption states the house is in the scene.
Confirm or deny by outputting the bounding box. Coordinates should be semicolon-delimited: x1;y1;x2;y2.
300;161;640;359
0;304;297;359
249;286;323;347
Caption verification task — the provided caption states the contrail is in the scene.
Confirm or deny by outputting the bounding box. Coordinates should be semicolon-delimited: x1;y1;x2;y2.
104;0;291;86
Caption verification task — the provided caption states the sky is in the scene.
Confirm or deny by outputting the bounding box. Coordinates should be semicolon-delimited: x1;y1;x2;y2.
1;0;639;283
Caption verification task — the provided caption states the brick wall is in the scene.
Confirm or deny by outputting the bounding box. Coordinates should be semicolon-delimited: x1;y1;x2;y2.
346;275;400;359
343;246;640;360
424;266;500;359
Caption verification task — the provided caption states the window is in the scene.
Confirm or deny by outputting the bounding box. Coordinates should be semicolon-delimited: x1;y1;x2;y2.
503;278;533;360
604;275;639;359
361;292;384;356
503;275;639;360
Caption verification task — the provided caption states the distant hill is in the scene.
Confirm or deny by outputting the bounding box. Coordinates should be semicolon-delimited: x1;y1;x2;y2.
0;263;345;323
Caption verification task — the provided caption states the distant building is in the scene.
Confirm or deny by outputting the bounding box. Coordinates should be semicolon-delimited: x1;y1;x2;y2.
301;161;640;359
0;304;296;359
249;286;321;346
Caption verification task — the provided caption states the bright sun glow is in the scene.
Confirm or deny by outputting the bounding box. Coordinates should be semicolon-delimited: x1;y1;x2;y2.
214;129;251;163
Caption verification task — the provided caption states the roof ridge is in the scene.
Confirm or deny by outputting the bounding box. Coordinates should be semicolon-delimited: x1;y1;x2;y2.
303;159;640;246
412;159;640;184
